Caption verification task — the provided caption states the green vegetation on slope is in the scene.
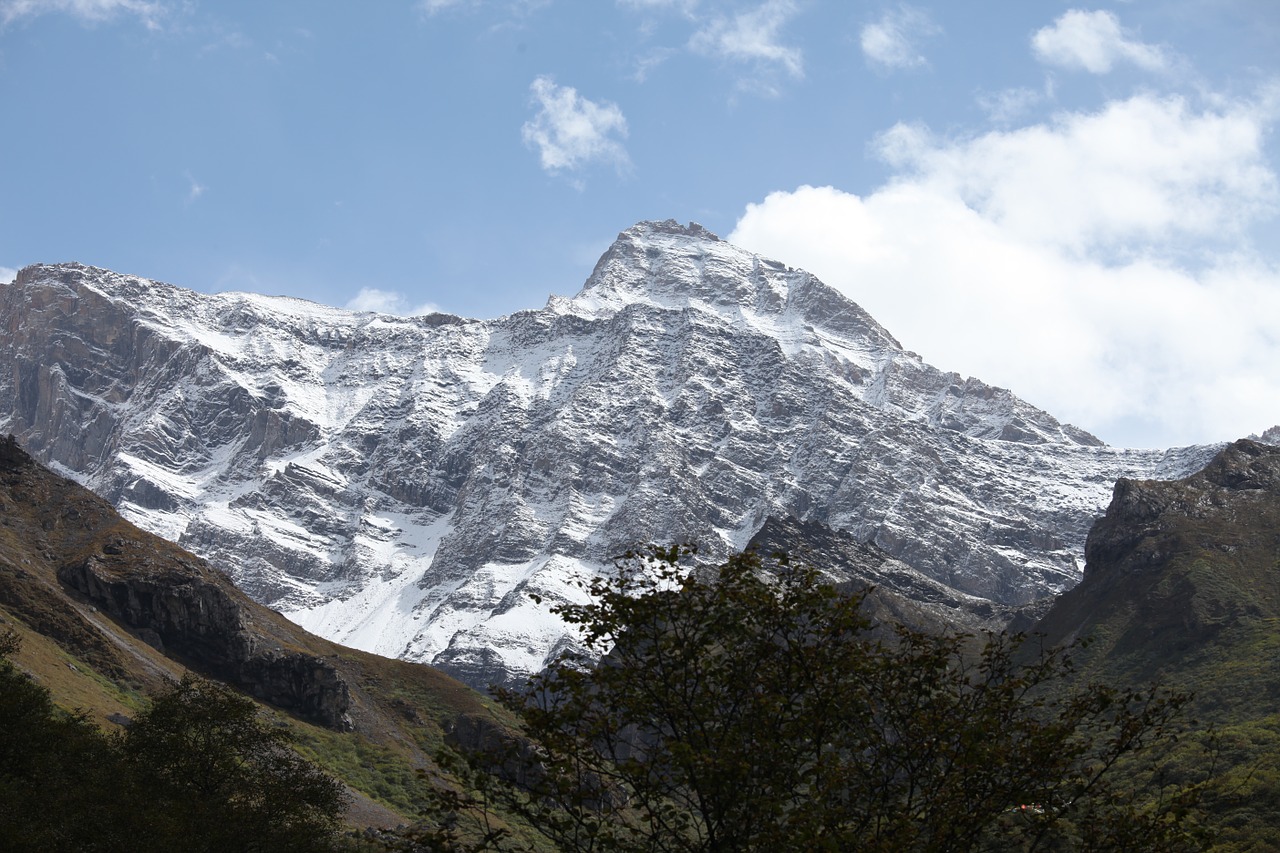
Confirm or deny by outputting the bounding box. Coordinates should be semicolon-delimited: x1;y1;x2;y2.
0;632;345;852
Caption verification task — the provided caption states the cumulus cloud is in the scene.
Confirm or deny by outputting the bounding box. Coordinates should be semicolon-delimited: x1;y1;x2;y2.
0;0;165;28
345;288;441;317
689;0;803;88
0;266;17;284
860;5;940;72
876;95;1277;254
1032;9;1168;74
730;94;1280;448
521;76;631;178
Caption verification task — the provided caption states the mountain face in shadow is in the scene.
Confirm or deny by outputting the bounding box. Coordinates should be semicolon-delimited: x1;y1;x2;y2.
1028;438;1280;848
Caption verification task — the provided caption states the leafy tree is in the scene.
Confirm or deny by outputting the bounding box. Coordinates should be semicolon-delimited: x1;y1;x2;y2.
122;673;347;853
0;630;135;852
0;631;346;852
451;547;1210;852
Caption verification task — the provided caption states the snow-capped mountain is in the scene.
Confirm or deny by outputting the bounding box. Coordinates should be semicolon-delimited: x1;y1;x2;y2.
0;221;1216;687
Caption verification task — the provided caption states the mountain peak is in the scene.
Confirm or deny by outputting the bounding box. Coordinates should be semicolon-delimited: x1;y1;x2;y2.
1252;424;1280;446
621;219;724;242
570;220;903;354
1197;438;1280;492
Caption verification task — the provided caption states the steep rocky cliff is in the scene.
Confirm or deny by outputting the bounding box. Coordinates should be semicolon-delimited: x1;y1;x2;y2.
0;221;1217;686
745;516;1027;637
1033;437;1280;674
1025;438;1280;848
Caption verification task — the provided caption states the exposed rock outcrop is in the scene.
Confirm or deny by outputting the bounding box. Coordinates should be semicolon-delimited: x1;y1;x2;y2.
3;433;351;729
57;547;352;730
1033;439;1280;671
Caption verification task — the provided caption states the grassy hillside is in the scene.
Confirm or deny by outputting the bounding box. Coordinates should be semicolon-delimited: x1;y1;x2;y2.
0;433;525;839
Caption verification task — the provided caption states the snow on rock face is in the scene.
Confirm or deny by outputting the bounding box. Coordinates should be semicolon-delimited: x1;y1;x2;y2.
0;222;1219;688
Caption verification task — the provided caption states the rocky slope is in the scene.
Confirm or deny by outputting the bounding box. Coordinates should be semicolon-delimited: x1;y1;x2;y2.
1033;437;1280;677
1027;438;1280;849
745;516;1031;638
0;221;1217;687
0;433;517;827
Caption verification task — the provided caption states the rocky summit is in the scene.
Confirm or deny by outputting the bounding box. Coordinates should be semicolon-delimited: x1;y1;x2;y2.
0;221;1218;687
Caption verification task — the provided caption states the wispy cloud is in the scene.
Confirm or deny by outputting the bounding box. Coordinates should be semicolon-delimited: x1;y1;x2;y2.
521;76;631;181
629;46;677;83
617;0;804;95
1032;9;1168;74
0;0;166;29
617;0;698;13
345;288;441;317
415;0;549;19
416;0;478;15
0;266;17;285
860;5;940;73
688;0;802;93
731;89;1280;448
977;85;1049;125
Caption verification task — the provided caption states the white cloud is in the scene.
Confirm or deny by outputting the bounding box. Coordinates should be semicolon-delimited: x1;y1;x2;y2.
688;0;803;88
875;94;1277;255
617;0;698;12
0;266;17;284
1032;9;1167;74
0;0;165;28
416;0;477;15
630;47;677;83
730;93;1280;449
346;288;441;317
416;0;549;18
860;5;940;72
521;76;630;178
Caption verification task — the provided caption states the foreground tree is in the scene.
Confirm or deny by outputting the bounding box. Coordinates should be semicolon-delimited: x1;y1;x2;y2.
0;632;345;852
445;547;1209;852
123;674;347;853
0;631;134;852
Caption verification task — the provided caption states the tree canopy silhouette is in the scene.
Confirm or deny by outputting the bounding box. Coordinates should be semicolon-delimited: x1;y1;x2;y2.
436;547;1209;852
0;631;345;853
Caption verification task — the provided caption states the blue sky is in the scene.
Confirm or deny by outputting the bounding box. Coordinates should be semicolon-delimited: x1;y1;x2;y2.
1;0;1277;449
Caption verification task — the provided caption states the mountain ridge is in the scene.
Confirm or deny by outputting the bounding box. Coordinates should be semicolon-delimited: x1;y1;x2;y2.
0;221;1221;686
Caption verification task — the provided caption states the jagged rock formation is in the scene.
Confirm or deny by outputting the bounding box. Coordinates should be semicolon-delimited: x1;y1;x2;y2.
57;547;353;730
0;221;1218;687
1033;437;1280;672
